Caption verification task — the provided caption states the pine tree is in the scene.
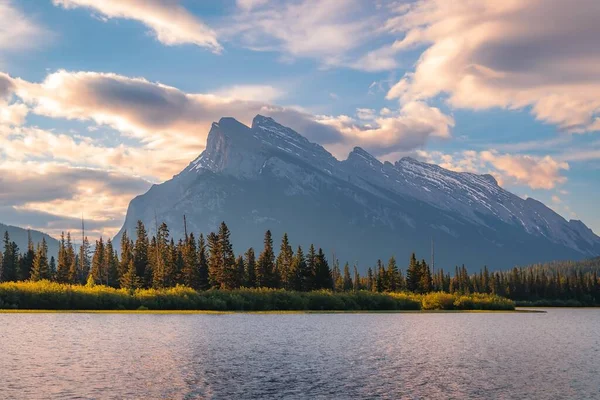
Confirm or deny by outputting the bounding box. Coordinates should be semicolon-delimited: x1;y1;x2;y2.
181;232;200;289
56;232;70;283
235;255;246;287
207;232;220;288
376;260;385;292
305;244;318;291
19;231;35;281
197;234;210;290
386;256;401;292
65;233;77;284
418;259;432;293
342;263;353;291
367;267;374;292
313;248;333;290
78;236;91;284
120;259;140;290
119;230;133;285
256;230;275;288
152;222;170;288
406;253;421;292
216;222;237;289
333;260;343;292
353;265;360;291
245;247;257;288
31;238;50;281
105;239;119;287
289;246;305;291
276;233;293;289
132;222;150;288
90;238;105;285
49;256;56;280
1;232;18;282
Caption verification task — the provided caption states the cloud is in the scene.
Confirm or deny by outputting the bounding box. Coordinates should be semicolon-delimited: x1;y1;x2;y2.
53;0;222;52
0;0;45;53
386;0;600;133
0;161;150;238
212;84;284;102
421;149;569;190
222;0;395;71
318;101;454;158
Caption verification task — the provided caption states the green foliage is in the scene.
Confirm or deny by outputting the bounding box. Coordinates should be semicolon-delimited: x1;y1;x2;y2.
0;281;514;311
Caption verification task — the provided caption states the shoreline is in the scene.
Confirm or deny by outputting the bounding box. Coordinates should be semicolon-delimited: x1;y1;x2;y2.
0;309;545;314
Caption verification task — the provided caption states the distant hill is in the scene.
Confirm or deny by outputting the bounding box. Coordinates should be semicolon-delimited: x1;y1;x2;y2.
0;223;59;258
115;115;600;272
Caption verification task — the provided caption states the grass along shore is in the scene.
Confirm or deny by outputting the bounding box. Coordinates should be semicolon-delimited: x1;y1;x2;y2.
0;280;514;311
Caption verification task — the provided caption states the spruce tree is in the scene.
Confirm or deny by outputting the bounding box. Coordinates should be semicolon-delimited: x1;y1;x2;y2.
90;238;105;285
119;230;133;285
235;255;246;287
65;233;77;284
49;256;56;280
418;259;432;293
207;232;220;288
387;256;401;292
132;222;150;287
31;239;50;281
275;233;293;289
19;231;35;281
181;232;200;289
1;232;18;282
406;253;421;292
313;248;333;290
121;259;140;290
78;236;91;284
289;246;305;291
245;247;257;288
305;244;318;291
256;230;275;288
353;265;360;291
216;222;237;289
56;232;70;283
342;263;353;291
197;234;210;290
105;239;119;287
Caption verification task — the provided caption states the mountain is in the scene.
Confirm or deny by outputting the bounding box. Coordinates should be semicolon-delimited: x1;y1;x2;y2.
115;115;600;271
0;223;59;258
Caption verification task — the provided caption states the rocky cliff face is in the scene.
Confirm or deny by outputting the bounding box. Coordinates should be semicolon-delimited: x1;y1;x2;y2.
115;115;600;271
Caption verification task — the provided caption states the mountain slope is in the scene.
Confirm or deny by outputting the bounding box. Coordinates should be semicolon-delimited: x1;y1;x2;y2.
115;115;600;271
0;223;59;258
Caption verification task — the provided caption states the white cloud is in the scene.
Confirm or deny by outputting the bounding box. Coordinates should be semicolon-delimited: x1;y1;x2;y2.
212;84;284;103
421;149;569;190
237;0;270;11
385;0;600;133
223;0;393;70
53;0;222;52
0;0;44;52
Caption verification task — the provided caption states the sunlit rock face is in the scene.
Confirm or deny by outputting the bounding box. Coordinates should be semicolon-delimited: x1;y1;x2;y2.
115;115;600;271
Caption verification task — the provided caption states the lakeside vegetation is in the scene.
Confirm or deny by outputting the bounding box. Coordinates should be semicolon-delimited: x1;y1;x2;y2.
0;220;598;309
0;281;514;311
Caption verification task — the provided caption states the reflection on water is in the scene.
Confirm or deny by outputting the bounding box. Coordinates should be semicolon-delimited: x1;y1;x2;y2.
1;309;599;399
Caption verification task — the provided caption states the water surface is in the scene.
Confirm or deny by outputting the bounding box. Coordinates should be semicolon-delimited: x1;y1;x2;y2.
1;309;599;399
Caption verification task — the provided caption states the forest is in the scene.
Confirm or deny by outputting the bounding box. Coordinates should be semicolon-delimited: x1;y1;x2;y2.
0;220;598;309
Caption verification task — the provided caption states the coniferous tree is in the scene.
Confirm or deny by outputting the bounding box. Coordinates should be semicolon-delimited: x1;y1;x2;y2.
289;246;305;291
406;253;421;292
105;239;119;287
276;233;293;289
78;236;91;284
19;231;35;281
244;247;257;288
31;238;50;281
207;232;220;288
353;265;360;291
152;222;171;288
367;267;375;292
418;259;432;293
333;259;343;292
90;238;106;285
49;256;56;280
313;248;333;290
1;232;18;282
180;232;200;289
119;230;133;284
216;222;237;289
342;262;353;291
256;230;275;288
120;259;140;290
56;232;70;283
133;221;150;288
235;255;246;287
197;234;210;290
65;233;77;284
305;244;318;291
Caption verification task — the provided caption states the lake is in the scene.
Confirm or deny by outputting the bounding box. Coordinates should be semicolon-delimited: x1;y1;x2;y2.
0;309;599;399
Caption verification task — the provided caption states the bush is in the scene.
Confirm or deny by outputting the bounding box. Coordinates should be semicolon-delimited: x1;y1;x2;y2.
0;281;515;311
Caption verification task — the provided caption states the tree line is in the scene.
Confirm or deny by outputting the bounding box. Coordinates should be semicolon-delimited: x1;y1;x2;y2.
1;221;599;304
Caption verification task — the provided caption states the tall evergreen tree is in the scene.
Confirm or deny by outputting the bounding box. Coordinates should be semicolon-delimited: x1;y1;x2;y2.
105;239;119;287
1;232;18;282
30;238;50;281
387;256;402;292
90;238;106;285
256;230;275;288
207;232;220;288
181;232;200;289
216;222;237;289
276;233;293;289
289;246;305;291
342;262;353;291
56;232;70;283
197;234;210;290
245;247;257;288
313;248;333;290
305;244;318;291
120;259;140;290
406;253;421;292
133;221;150;288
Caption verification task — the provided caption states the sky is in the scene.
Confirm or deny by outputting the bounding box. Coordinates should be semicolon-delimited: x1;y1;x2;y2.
0;0;599;240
